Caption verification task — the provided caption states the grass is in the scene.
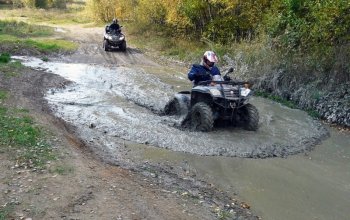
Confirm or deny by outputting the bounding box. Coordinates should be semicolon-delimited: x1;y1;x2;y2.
255;90;321;118
255;91;297;109
0;20;78;54
0;2;91;25
0;19;53;37
0;52;10;63
0;90;7;100
125;21;280;78
0;204;14;220
125;22;325;120
0;89;56;169
25;38;77;51
125;22;214;64
0;33;77;53
0;54;24;77
50;164;74;175
217;209;232;220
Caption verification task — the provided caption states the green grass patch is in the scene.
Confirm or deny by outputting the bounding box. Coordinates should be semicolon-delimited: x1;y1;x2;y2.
125;22;215;63
255;90;321;119
0;203;14;220
50;164;74;175
41;56;49;62
0;34;77;53
0;90;56;169
0;53;10;63
217;209;232;220
0;90;7;101
0;59;24;78
0;20;77;54
0;19;53;38
24;38;77;52
255;91;297;109
305;109;321;119
125;21;276;74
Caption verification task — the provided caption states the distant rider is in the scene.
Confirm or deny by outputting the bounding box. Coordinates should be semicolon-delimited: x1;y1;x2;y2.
188;51;221;86
106;18;120;33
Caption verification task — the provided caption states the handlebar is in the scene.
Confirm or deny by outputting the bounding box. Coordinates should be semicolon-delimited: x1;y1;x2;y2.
197;80;249;86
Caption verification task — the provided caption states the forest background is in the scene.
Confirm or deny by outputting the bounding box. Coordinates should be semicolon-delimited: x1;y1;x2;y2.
86;0;349;83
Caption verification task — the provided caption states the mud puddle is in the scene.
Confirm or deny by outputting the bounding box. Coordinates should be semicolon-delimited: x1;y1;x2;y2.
14;56;328;158
13;56;350;220
141;127;350;220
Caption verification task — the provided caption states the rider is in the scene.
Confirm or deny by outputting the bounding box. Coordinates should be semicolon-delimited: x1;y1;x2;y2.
188;51;221;86
107;18;120;33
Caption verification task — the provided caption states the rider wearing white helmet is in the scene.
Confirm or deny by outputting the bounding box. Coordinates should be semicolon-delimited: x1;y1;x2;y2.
188;51;221;86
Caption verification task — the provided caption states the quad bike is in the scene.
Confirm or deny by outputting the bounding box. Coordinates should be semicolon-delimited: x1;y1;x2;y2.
103;25;127;52
164;68;259;132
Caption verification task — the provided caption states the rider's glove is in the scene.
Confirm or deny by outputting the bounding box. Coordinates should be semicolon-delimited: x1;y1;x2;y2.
223;75;231;81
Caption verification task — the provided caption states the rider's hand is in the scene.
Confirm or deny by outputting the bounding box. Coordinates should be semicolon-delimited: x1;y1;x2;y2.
224;75;231;81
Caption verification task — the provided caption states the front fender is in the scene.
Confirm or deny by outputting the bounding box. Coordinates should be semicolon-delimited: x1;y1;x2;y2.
174;93;190;115
191;91;213;107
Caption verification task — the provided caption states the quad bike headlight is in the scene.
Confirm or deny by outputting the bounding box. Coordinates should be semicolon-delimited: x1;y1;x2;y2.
107;35;113;40
240;88;251;97
119;35;125;41
209;88;222;96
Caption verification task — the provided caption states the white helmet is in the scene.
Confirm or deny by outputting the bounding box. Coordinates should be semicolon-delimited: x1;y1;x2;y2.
203;51;218;68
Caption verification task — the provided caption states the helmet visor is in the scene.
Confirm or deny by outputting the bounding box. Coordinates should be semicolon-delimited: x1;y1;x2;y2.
205;59;215;67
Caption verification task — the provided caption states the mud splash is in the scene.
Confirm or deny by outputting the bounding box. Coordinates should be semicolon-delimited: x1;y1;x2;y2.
14;56;328;158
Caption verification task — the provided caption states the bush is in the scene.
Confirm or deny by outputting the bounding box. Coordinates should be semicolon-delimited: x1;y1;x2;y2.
13;0;66;8
0;53;11;63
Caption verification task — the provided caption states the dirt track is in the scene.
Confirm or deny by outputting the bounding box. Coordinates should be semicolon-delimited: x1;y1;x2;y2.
0;25;259;219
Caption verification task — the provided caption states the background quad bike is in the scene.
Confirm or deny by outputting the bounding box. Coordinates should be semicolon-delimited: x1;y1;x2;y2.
103;26;127;52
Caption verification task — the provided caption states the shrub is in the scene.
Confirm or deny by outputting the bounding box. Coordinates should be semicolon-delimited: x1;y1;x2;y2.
0;53;11;63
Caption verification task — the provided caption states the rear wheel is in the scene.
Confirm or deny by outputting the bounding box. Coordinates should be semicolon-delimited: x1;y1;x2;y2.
239;103;259;131
190;102;213;132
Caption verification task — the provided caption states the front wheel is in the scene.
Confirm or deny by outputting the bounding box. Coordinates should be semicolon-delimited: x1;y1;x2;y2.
190;102;214;132
120;41;126;52
103;39;109;51
239;103;259;131
164;98;181;116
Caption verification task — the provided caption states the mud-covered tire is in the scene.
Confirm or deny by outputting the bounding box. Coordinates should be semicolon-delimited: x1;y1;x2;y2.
103;39;109;51
120;41;127;52
164;98;181;115
239;103;259;131
190;102;214;132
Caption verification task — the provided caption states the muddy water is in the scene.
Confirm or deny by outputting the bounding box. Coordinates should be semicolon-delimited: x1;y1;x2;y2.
14;56;349;219
142;128;350;220
14;56;327;158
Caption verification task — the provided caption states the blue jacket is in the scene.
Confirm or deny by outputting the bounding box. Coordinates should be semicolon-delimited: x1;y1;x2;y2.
188;64;221;85
107;23;120;32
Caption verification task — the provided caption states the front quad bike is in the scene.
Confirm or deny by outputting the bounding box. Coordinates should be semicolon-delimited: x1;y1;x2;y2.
164;68;259;132
103;25;127;52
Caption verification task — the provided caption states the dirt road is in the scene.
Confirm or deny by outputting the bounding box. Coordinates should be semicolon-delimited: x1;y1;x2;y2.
0;25;259;219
